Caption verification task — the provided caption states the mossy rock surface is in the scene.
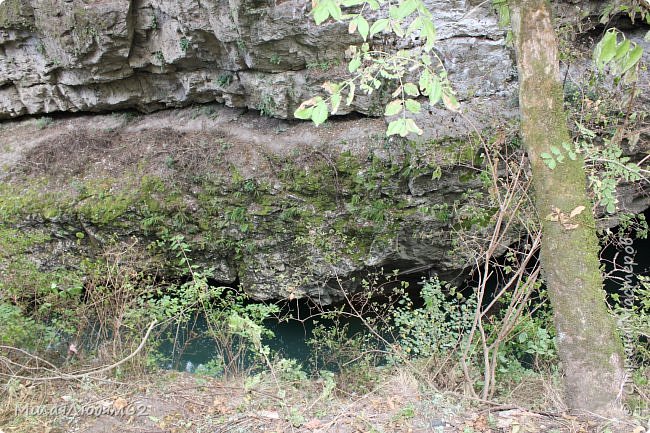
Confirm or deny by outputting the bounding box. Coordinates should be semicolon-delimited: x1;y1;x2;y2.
0;108;517;303
0;0;34;30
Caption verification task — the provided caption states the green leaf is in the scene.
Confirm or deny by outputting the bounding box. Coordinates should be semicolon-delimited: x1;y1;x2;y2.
595;29;617;70
346;82;356;106
550;145;562;156
600;4;614;24
495;5;510;27
331;92;341;114
396;119;409;137
541;153;556;170
390;0;417;20
380;69;398;81
442;91;459;112
391;20;405;38
366;0;379;10
348;55;361;72
407;16;422;35
384;99;403;116
421;18;436;52
403;83;419;97
576;121;597;138
404;118;423;135
418;69;430;91
620;44;643;75
313;1;330;25
614;39;631;61
326;1;342;21
357;15;369;40
312;100;329;126
369;18;389;37
429;77;442;105
405;99;421;114
386;118;406;137
294;106;314;120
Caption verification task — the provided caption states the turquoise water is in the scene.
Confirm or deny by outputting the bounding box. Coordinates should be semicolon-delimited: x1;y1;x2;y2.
159;208;650;375
157;307;369;373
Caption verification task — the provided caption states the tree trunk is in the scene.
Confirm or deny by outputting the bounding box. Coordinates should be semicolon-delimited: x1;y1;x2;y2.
509;0;627;418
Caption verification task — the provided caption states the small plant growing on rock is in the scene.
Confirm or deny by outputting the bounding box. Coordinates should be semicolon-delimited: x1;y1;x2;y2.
153;51;165;66
258;95;275;117
217;73;233;87
35;117;53;129
179;37;190;54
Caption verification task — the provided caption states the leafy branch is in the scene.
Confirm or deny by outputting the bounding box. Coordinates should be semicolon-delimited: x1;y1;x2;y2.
295;0;460;137
593;28;644;83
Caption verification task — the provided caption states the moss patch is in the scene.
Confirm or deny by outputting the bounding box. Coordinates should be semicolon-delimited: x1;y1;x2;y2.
0;0;35;30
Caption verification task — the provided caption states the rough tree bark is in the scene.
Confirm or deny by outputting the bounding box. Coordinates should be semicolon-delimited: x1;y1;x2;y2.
509;0;627;418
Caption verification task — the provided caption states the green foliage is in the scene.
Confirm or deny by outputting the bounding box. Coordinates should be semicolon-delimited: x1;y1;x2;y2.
306;313;381;392
0;223;282;379
359;198;391;222
194;358;225;377
418;203;451;222
562;52;645;214
540;141;577;170
287;407;306;427
593;28;644;83
179;37;190;53
391;277;476;358
492;0;510;27
153;50;165;66
574;122;644;213
144;235;280;374
258;94;276;117
486;285;558;378
0;303;57;349
296;0;458;136
217;73;233;87
394;403;416;420
273;358;308;382
600;1;650;41
35;117;53;130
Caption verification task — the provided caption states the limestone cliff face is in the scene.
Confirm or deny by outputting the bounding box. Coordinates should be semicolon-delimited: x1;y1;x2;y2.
0;0;514;119
0;106;509;304
0;0;648;303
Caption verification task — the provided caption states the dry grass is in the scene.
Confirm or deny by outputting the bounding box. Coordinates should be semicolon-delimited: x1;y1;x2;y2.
1;365;642;433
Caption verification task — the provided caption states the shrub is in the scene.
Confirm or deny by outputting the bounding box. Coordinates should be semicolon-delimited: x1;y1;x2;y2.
391;277;477;359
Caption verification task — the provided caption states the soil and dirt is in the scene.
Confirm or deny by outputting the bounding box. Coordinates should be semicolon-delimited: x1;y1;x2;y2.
4;368;643;433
